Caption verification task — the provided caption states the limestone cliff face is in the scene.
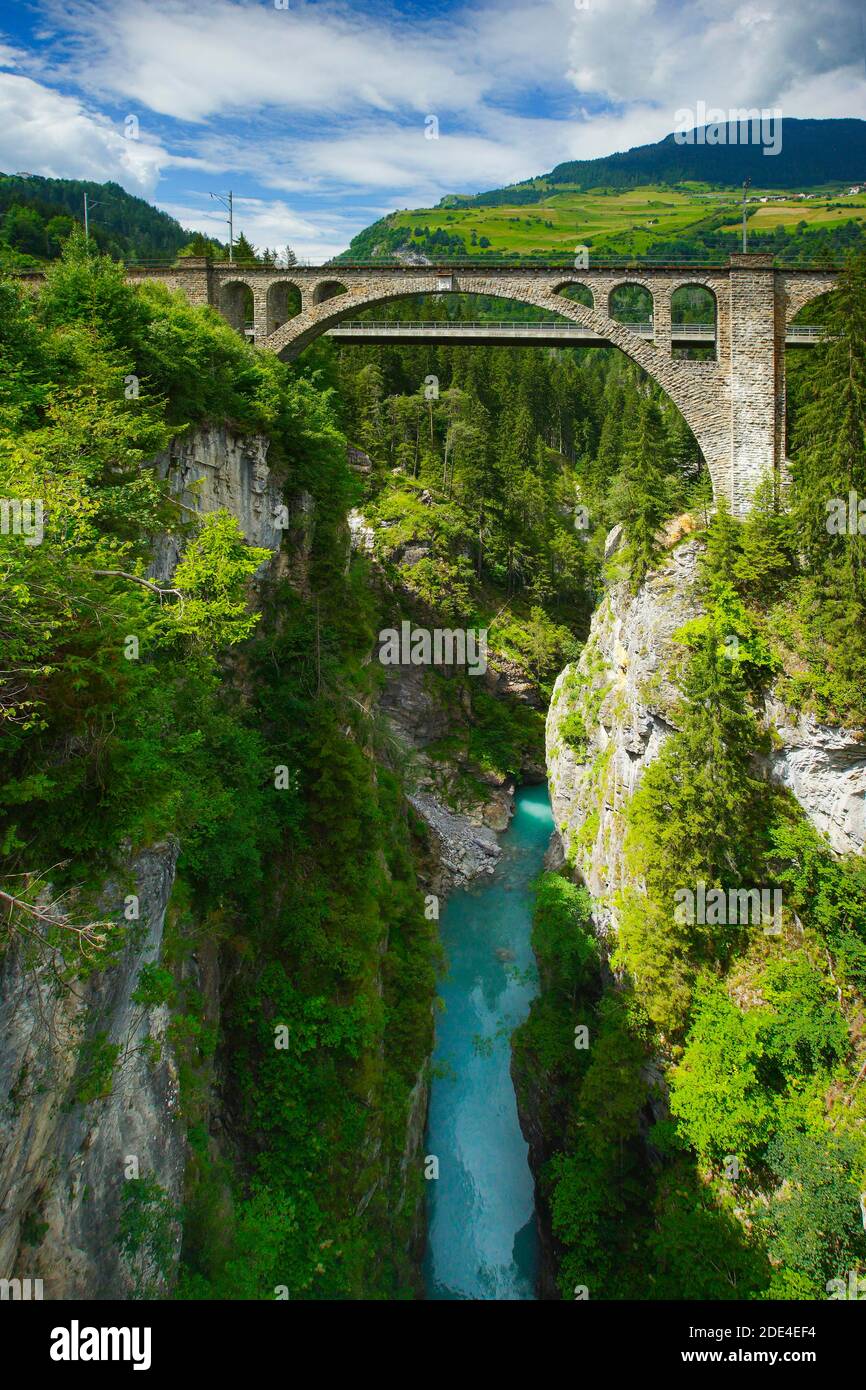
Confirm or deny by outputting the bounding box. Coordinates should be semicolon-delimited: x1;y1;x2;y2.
150;425;288;581
763;697;866;856
0;424;287;1299
546;539;704;942
0;844;184;1298
525;534;866;1299
545;537;866;936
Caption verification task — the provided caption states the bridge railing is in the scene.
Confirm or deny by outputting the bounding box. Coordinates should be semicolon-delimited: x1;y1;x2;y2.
671;322;716;335
327;319;659;333
326;319;717;338
785;323;826;339
325;319;824;340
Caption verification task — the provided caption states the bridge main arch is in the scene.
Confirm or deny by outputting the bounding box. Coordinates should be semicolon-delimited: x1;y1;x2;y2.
263;273;733;508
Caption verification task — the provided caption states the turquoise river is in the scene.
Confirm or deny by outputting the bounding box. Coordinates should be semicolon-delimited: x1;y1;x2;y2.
423;782;553;1300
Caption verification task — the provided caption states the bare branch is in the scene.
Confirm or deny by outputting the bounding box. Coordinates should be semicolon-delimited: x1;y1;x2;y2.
92;570;183;605
0;886;113;961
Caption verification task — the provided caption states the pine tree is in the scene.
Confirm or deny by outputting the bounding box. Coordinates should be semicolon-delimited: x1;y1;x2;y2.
232;232;258;265
608;397;670;588
702;494;743;589
791;250;866;603
584;392;621;506
734;474;796;602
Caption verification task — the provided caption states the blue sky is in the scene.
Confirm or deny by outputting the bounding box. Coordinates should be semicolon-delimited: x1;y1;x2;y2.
1;0;864;260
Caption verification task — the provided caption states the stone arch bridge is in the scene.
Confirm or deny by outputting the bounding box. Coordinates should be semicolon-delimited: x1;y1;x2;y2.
122;254;836;515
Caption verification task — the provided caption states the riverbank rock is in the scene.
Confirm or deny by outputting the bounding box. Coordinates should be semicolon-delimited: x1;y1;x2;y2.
408;791;501;894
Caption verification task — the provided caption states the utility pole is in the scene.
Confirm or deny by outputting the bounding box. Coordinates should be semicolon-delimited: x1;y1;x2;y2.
209;190;234;263
83;192;100;255
742;177;751;254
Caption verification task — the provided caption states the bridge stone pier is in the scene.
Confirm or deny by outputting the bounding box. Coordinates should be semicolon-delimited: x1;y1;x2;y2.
124;254;836;516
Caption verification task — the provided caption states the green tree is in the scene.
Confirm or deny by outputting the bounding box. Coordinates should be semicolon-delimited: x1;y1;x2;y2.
608;397;670;587
762;1129;866;1295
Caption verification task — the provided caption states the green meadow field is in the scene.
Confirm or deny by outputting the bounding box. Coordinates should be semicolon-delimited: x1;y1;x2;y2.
379;182;866;259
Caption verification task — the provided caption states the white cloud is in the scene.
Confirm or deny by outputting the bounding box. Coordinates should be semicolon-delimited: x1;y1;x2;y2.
0;72;167;192
51;0;496;122
39;0;866;205
565;0;866;124
0;41;26;69
158;195;355;263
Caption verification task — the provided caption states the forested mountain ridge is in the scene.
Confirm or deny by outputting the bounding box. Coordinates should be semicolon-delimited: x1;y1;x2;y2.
0;173;196;267
521;118;866;196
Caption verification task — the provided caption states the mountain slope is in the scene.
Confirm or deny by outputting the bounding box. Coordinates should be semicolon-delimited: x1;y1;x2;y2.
340;118;866;264
471;119;866;203
0;173;191;264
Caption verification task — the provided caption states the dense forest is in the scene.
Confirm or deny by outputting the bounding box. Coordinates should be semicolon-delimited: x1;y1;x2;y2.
0;234;438;1296
0;174;195;267
545;118;866;191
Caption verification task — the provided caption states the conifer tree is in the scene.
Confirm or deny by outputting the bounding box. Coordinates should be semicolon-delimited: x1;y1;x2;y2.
791;250;866;603
608;397;669;587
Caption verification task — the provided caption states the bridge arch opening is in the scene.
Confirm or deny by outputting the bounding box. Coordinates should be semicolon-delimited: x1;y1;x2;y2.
267;281;730;506
322;289;713;552
220;280;253;334
608;282;654;328
554;282;594;309
323;289;580;335
313;279;349;305
788;287;833;334
785;288;836;455
266;280;302;334
670;283;717;360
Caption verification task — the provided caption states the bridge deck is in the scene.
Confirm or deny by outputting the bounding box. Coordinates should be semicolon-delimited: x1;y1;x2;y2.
320;320;823;348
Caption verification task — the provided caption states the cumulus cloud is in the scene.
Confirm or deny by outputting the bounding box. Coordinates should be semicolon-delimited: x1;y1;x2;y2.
47;0;496;122
566;0;866;127
0;71;167;193
35;0;866;198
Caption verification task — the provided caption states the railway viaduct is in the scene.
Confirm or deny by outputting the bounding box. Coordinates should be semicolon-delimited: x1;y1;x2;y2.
43;253;839;516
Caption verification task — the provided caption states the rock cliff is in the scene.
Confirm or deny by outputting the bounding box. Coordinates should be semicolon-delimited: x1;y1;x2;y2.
0;843;183;1298
546;536;866;936
524;529;866;1298
0;424;285;1298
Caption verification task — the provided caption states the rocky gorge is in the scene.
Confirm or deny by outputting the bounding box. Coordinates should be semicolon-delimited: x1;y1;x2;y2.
515;524;866;1296
4;429;862;1300
0;424;547;1298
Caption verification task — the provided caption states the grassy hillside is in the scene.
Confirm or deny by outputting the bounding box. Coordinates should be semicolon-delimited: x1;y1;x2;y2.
342;183;866;264
341;119;866;265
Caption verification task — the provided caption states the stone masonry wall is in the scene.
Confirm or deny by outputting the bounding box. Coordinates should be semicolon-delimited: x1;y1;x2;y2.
122;260;839;519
